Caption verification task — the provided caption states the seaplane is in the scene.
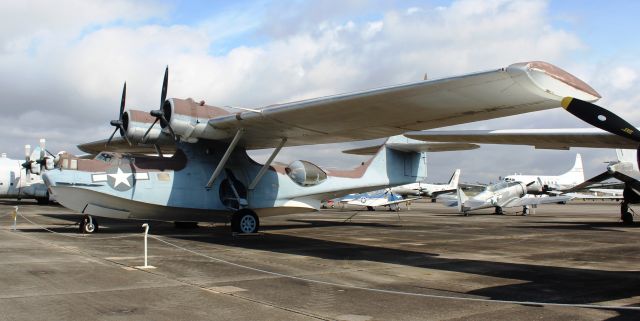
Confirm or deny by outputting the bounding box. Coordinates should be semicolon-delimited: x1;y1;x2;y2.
42;61;600;233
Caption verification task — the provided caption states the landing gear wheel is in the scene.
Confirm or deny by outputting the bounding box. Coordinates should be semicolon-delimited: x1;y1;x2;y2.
366;206;375;211
79;215;98;234
494;207;504;215
622;212;634;225
522;206;530;216
231;209;259;234
431;198;436;203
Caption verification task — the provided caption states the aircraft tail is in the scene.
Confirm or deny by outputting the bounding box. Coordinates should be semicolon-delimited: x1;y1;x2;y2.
447;169;461;189
616;149;639;171
560;153;584;183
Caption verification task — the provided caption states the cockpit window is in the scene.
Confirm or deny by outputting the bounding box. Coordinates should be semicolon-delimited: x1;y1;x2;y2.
285;160;327;187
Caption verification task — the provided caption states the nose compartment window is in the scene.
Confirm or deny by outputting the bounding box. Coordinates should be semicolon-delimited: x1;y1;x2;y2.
285;160;327;187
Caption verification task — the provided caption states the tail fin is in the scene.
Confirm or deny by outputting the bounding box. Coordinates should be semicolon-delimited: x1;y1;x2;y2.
456;188;468;213
561;153;584;183
448;169;461;189
616;149;639;171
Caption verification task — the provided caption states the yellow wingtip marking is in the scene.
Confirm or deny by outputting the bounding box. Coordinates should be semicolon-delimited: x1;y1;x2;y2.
561;97;573;109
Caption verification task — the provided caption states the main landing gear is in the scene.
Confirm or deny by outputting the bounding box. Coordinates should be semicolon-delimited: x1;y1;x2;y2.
621;200;634;225
231;209;260;234
494;207;504;215
79;214;99;234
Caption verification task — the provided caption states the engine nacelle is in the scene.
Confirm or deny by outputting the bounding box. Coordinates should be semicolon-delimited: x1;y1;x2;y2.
123;109;166;144
162;98;232;142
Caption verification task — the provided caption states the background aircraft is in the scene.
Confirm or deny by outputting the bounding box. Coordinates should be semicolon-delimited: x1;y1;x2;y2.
405;97;640;223
390;169;460;202
340;189;418;211
503;153;584;194
42;61;599;234
0;139;57;204
453;180;572;216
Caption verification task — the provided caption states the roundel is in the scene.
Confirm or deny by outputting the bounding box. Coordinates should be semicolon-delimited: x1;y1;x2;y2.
106;166;134;191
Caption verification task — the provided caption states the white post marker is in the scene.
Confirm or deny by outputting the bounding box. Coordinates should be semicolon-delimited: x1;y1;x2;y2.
135;223;155;269
12;206;18;231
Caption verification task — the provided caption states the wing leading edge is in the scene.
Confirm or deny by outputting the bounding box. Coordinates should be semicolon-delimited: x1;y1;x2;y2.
206;61;600;149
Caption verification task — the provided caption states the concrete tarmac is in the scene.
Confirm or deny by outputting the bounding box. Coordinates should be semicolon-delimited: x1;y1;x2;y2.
0;200;639;320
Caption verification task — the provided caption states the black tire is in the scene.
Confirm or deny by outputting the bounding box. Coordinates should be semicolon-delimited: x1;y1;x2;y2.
79;215;98;234
494;207;504;215
36;197;49;205
622;212;634;225
366;206;375;211
431;198;436;203
231;209;259;233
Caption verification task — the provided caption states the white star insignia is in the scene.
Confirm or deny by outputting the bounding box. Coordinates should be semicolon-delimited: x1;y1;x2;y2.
108;167;132;188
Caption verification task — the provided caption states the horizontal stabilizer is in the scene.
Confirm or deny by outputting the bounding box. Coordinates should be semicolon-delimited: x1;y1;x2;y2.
343;142;479;155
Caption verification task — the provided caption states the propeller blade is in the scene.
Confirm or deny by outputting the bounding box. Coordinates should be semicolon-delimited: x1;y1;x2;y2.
39;139;46;160
160;66;168;109
45;149;55;157
120;82;126;120
142;118;159;142
24;145;31;160
526;181;536;187
106;127;119;147
561;97;640;143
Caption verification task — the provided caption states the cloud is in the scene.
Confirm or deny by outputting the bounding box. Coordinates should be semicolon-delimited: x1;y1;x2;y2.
0;0;633;183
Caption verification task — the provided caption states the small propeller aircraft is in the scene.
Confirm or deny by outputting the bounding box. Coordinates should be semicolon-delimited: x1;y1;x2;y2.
405;97;640;224
0;139;58;204
389;169;461;202
42;61;600;233
340;189;419;211
453;180;573;216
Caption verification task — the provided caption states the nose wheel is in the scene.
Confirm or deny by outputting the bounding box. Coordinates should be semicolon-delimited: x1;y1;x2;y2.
79;215;99;234
231;209;259;234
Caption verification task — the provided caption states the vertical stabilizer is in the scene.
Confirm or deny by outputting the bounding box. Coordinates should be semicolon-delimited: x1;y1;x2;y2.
560;153;584;183
448;169;461;189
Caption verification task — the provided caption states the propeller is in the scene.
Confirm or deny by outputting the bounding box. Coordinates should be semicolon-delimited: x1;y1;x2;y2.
34;139;57;171
106;82;131;146
143;66;177;142
561;97;640;170
21;145;32;180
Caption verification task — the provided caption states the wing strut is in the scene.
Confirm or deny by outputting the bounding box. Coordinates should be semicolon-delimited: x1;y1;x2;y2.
249;137;287;190
206;129;245;189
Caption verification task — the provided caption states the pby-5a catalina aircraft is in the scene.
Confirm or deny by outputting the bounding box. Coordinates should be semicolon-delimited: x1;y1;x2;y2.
502;153;584;194
390;169;461;202
0;139;57;204
453;181;573;216
405;97;640;224
340;189;418;211
43;61;600;234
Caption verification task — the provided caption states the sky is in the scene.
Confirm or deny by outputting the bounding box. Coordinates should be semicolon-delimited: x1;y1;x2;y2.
1;0;639;183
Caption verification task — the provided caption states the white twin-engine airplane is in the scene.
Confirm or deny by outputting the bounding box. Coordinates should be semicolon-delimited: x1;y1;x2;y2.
454;181;572;216
502;153;584;194
42;61;600;234
0;139;57;204
390;169;461;201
